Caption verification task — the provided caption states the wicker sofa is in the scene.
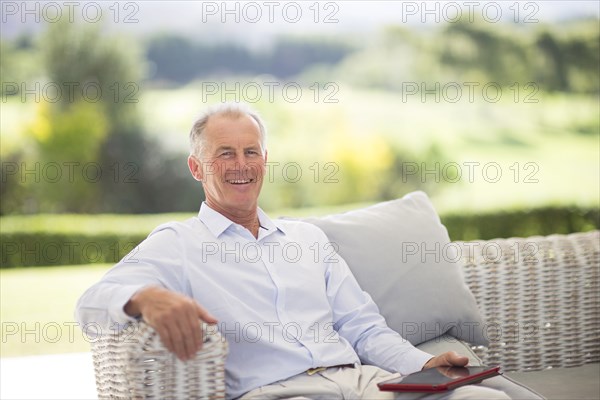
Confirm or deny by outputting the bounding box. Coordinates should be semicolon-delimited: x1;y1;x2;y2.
91;193;599;399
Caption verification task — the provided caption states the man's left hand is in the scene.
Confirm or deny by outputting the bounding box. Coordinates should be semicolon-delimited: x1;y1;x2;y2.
422;351;469;370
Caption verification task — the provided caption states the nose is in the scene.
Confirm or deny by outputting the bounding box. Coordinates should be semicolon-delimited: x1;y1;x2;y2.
234;153;250;170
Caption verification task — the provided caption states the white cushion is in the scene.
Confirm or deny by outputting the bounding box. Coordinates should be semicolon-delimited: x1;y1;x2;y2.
297;191;487;346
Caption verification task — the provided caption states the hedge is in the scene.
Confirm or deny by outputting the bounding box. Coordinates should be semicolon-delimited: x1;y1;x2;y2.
1;233;145;268
442;206;599;241
1;206;598;268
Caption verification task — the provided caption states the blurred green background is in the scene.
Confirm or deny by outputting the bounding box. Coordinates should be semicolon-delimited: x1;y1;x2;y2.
1;2;598;356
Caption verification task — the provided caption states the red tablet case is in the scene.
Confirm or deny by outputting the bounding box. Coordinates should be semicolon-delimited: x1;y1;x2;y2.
378;365;501;392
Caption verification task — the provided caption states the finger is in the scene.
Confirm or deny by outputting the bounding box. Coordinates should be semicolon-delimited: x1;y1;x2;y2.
167;321;188;361
453;354;468;366
194;303;216;351
186;309;203;353
155;325;177;357
179;307;203;360
158;314;195;361
195;303;218;324
447;352;469;366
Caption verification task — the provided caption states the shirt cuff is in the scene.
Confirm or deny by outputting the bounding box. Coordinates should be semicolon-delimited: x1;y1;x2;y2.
399;347;435;375
108;284;150;325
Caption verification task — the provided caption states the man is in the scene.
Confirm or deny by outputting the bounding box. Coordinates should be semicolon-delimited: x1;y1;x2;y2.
76;103;509;399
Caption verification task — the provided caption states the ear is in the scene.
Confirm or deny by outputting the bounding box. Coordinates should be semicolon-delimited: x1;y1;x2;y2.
188;155;203;182
264;149;268;165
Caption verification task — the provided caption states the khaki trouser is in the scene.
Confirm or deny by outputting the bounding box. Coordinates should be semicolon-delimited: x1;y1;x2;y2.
239;364;510;400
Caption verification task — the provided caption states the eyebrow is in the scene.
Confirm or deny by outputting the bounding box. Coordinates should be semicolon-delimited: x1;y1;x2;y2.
215;146;234;153
214;145;261;153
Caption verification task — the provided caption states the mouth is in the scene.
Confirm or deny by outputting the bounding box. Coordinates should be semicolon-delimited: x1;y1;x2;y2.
225;178;255;185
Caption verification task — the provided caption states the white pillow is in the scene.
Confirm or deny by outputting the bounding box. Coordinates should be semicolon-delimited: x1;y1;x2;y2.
297;191;488;346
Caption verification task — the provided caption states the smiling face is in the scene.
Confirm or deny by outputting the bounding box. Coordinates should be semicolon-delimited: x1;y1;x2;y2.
188;113;267;218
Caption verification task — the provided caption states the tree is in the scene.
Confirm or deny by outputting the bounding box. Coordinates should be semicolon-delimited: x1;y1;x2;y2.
8;20;200;214
40;20;144;130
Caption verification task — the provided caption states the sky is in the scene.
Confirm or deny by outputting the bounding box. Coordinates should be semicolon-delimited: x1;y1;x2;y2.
2;0;599;47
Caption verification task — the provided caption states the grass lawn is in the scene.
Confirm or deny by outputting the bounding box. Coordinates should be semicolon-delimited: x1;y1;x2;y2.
0;264;111;357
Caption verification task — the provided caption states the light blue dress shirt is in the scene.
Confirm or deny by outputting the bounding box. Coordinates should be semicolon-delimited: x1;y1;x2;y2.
76;203;432;399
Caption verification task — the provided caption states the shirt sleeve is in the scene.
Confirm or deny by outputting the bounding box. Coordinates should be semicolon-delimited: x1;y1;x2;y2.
74;224;189;331
322;233;433;375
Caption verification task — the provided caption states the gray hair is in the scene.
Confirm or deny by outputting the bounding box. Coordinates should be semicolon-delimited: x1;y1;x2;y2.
189;102;267;158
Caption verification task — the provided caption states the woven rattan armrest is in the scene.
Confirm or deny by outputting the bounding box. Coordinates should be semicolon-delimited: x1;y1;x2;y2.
92;321;228;399
456;230;599;372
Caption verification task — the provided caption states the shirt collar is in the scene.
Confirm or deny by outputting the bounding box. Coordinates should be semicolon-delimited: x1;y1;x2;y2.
198;202;286;238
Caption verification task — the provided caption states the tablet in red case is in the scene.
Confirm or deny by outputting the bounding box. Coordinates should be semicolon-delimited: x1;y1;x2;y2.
378;365;501;392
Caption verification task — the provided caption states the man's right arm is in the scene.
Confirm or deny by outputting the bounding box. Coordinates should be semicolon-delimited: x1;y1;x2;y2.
75;224;216;360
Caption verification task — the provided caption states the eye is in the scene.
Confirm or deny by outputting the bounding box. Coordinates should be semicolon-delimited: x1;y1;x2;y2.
220;151;234;157
246;150;260;156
